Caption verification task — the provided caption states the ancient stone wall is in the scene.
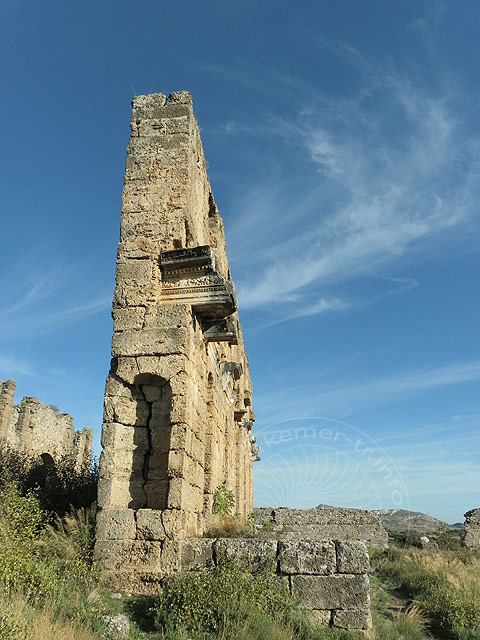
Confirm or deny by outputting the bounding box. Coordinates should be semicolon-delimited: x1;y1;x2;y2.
181;537;372;633
95;92;257;591
254;507;388;548
0;379;93;471
463;509;480;549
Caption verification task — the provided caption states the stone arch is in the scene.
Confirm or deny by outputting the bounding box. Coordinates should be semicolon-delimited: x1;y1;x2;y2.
129;373;172;510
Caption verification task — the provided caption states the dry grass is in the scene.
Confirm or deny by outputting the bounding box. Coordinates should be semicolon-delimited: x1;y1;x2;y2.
0;591;98;640
203;514;253;537
372;546;480;636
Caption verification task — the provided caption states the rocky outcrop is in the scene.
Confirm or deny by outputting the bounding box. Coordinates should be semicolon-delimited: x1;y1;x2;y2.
181;537;372;633
0;379;92;471
254;506;388;548
463;509;480;549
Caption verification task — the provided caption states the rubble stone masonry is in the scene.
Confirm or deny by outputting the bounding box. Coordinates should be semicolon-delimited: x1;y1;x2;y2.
94;92;257;591
0;378;92;471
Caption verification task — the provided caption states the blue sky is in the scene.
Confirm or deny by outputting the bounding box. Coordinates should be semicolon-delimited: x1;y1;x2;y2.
1;1;479;523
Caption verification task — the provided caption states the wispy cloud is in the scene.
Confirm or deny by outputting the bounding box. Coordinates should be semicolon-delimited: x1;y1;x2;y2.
0;262;111;341
261;296;349;328
254;360;480;423
0;357;37;379
221;60;480;321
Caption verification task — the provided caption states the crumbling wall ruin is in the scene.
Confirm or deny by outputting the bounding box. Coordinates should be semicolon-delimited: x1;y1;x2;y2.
463;509;480;549
0;378;92;471
254;507;388;548
95;92;257;592
181;537;372;632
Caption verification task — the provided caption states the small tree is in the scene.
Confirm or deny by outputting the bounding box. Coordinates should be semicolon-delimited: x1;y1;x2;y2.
213;484;235;518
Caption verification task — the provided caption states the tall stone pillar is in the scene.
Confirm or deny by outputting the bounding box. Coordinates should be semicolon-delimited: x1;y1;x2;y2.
95;93;257;593
0;379;16;443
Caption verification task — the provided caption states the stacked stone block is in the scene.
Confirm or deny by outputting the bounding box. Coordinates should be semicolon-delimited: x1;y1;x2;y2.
463;509;480;549
181;537;372;633
0;379;92;471
254;507;388;547
95;92;257;591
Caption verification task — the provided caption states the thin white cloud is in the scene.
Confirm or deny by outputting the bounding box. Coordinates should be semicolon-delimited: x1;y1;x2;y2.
261;296;349;328
0;357;36;378
254;360;480;423
0;273;111;340
222;64;480;319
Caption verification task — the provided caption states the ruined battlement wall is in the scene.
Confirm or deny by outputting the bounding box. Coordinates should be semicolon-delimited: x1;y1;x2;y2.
254;507;388;548
463;509;480;549
95;92;257;591
0;379;92;471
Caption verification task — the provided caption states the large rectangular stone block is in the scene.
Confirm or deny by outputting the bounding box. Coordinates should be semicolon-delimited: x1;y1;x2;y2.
214;539;277;573
181;539;215;571
95;509;136;541
290;574;370;610
112;327;189;358
94;540;163;571
136;509;166;540
332;608;372;631
336;541;370;574
278;540;336;575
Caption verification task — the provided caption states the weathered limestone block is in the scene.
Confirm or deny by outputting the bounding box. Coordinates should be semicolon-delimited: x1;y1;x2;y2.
278;540;336;575
96;509;136;541
181;539;215;571
336;541;370;574
254;506;388;548
94;540;163;571
112;327;189;358
332;608;372;630
290;574;370;610
214;538;277;572
310;610;332;625
464;509;480;549
136;509;165;540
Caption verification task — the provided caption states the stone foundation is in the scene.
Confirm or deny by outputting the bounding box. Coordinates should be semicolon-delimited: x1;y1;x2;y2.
463;509;480;549
181;537;372;633
0;378;92;471
254;507;388;547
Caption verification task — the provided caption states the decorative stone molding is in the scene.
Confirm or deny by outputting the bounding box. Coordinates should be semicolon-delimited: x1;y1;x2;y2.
160;246;237;320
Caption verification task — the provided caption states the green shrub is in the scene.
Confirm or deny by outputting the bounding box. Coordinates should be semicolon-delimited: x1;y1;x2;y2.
0;482;45;541
387;529;422;548
372;545;480;637
0;480;98;611
212;484;235;518
153;561;293;634
0;445;98;516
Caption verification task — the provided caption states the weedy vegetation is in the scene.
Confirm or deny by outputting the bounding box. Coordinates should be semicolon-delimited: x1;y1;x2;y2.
371;543;480;639
1;446;478;639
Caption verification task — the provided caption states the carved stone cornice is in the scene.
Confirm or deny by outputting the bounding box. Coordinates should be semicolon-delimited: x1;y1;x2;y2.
160;245;236;319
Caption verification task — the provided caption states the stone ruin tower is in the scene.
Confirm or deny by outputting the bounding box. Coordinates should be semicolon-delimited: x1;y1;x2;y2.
0;378;92;471
95;92;258;591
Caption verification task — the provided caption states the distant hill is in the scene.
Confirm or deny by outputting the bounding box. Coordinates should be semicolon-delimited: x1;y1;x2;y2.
373;509;462;534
